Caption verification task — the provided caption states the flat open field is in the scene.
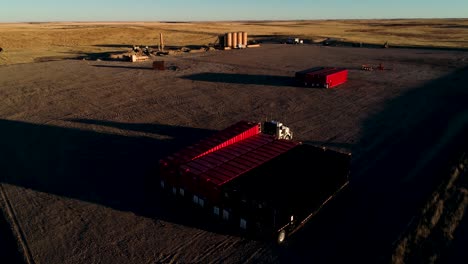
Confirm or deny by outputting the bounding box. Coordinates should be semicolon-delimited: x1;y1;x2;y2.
1;19;468;64
0;21;468;264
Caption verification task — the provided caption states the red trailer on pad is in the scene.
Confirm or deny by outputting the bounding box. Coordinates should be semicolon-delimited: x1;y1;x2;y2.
158;120;351;243
295;67;348;88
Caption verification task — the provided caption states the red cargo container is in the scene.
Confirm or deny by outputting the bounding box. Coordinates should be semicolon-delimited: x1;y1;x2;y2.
296;67;348;88
319;68;348;88
295;67;324;81
303;68;337;87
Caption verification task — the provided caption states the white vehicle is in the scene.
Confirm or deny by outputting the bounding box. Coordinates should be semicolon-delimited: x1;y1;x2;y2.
286;37;303;45
262;120;293;140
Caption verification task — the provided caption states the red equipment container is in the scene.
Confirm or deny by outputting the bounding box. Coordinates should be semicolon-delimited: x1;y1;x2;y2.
295;67;324;81
296;67;348;88
319;68;348;88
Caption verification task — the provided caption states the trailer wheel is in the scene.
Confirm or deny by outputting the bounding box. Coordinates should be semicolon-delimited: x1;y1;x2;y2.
277;230;287;244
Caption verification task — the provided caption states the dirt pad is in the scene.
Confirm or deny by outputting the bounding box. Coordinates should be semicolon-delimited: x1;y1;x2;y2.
0;44;467;263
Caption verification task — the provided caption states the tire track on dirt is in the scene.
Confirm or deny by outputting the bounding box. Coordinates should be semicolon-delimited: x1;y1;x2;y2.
241;245;273;263
156;230;207;263
192;237;243;263
0;198;25;263
0;184;34;264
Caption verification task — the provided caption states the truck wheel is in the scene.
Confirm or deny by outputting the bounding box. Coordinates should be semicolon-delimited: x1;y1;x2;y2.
277;230;287;244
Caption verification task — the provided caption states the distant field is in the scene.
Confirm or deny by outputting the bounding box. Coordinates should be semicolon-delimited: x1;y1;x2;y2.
0;19;467;65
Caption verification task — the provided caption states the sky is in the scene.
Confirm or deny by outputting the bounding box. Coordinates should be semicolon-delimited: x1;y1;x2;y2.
0;0;466;22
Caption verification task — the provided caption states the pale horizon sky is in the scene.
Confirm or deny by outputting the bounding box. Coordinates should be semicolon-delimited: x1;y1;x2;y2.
0;0;467;22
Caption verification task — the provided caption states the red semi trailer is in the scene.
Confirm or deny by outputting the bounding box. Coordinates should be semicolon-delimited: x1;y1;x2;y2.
296;67;348;88
158;121;351;243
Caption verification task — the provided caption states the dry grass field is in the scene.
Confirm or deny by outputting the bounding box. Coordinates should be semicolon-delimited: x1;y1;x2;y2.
1;19;468;64
0;19;467;264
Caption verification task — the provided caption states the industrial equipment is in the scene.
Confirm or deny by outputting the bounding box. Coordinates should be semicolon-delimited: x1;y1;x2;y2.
158;120;351;243
295;67;348;88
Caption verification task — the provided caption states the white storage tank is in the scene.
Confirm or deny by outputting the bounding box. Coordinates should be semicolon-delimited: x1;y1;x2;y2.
242;32;248;46
232;32;238;48
226;32;232;48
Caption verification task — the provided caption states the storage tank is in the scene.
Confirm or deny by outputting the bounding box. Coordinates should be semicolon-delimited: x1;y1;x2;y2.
242;32;248;46
226;32;232;48
237;32;243;47
232;32;238;48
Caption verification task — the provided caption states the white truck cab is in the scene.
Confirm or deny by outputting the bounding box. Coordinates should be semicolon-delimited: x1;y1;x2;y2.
262;120;293;140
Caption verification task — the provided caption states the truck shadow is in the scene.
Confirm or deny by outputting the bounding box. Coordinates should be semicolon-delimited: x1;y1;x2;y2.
0;199;25;263
92;65;153;70
182;72;297;87
0;119;288;239
0;119;228;229
278;66;468;263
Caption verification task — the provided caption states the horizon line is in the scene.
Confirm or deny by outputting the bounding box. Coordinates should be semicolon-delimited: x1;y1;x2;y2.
1;17;467;24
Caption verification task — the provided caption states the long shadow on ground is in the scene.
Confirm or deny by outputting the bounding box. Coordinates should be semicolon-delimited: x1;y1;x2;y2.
0;119;280;239
182;72;297;87
93;65;153;70
0;121;217;225
278;66;468;263
0;206;25;263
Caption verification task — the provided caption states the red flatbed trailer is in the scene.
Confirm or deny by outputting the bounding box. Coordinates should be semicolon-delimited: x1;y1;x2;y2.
179;133;276;199
159;121;259;192
195;137;298;205
158;121;351;243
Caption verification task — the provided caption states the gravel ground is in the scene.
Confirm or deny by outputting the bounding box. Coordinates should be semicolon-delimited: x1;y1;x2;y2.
0;44;467;263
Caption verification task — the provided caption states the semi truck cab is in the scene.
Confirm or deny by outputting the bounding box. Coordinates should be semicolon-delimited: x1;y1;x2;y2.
262;120;293;140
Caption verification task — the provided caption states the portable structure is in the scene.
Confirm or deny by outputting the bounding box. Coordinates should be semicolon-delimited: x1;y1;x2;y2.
158;120;351;243
295;67;348;88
